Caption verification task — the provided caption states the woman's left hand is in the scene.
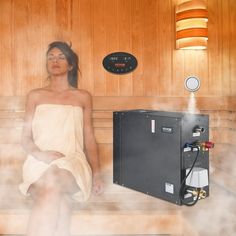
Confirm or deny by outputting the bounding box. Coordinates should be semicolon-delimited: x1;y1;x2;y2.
92;173;104;195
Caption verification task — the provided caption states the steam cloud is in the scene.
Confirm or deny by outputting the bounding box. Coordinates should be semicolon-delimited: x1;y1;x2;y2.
0;93;235;236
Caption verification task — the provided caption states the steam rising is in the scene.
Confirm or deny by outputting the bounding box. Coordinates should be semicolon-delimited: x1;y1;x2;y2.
187;92;199;114
183;92;236;235
151;92;236;235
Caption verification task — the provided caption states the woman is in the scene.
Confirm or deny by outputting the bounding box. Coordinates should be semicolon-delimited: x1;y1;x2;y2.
19;41;103;236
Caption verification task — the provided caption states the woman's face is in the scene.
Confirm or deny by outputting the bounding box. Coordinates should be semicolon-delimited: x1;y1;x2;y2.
46;47;71;77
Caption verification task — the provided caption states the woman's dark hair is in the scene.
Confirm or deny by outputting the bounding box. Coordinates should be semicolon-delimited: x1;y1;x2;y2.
47;41;79;88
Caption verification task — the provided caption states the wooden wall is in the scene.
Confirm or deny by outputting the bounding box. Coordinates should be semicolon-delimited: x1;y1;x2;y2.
0;0;236;97
0;0;235;172
0;0;236;195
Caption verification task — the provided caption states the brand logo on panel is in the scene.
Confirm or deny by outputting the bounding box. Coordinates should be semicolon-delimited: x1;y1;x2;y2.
161;126;173;134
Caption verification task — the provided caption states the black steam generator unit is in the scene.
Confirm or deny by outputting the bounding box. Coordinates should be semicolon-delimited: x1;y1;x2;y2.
113;110;214;206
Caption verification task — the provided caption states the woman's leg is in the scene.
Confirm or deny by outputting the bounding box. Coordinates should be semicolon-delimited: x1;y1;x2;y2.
53;195;73;236
27;166;79;236
53;169;79;236
27;166;62;236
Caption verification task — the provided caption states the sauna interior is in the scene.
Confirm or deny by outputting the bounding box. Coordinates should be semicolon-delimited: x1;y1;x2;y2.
0;0;235;235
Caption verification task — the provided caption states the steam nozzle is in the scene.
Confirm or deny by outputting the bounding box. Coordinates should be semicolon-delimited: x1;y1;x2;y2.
193;125;205;133
184;76;200;92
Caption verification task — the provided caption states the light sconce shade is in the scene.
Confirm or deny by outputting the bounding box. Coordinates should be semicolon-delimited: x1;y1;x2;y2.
176;0;208;49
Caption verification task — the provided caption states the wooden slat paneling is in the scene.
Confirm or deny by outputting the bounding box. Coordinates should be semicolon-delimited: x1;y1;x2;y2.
0;0;236;97
0;95;235;178
76;0;94;93
132;0;145;96
93;0;106;96
143;0;158;96
0;95;232;111
0;0;14;95
104;0;119;96
229;0;236;96
55;0;72;41
195;50;208;96
207;0;222;96
0;1;236;174
13;0;29;95
27;0;46;90
158;0;172;96
118;0;133;96
221;0;230;96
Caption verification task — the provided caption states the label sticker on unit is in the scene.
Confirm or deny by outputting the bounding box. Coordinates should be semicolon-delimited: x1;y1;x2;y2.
161;127;173;134
193;132;200;137
183;147;191;152
151;119;155;133
165;183;174;194
183;147;199;152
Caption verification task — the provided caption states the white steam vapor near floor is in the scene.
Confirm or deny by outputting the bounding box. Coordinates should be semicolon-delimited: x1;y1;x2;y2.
149;92;236;235
0;93;236;236
184;93;236;235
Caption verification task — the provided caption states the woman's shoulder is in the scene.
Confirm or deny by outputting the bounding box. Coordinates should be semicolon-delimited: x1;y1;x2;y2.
76;89;91;98
26;88;43;100
26;88;50;105
27;87;48;96
72;89;92;107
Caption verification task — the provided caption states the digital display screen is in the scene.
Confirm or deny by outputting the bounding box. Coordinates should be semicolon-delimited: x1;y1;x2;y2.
114;63;126;68
103;52;138;74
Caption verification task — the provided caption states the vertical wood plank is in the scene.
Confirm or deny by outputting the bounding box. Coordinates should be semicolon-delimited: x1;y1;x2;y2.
143;0;158;96
70;0;82;88
93;0;106;96
40;0;57;87
208;0;222;96
183;50;196;97
104;0;119;96
118;0;133;96
55;0;72;42
132;0;145;96
0;0;14;95
172;50;185;97
13;0;30;95
26;0;45;91
221;0;230;96
158;0;173;96
195;50;209;96
76;0;94;93
229;0;236;96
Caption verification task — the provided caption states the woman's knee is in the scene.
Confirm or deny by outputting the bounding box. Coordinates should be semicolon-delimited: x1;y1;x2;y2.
29;166;78;200
29;166;63;200
58;169;79;194
30;182;62;202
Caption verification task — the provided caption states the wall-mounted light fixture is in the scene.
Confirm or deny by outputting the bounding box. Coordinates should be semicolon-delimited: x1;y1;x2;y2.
176;0;208;49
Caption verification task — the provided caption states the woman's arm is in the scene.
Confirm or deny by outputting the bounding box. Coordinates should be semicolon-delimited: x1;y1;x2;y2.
82;91;103;195
82;91;100;175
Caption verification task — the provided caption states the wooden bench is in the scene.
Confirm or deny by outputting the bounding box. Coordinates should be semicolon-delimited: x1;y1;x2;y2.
0;96;235;235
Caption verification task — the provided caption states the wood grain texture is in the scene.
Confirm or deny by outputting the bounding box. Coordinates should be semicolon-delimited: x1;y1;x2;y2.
0;0;235;97
0;96;235;172
0;1;235;231
0;0;14;95
229;0;236;96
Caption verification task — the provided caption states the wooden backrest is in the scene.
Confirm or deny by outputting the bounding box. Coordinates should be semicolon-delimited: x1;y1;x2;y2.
0;96;235;179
